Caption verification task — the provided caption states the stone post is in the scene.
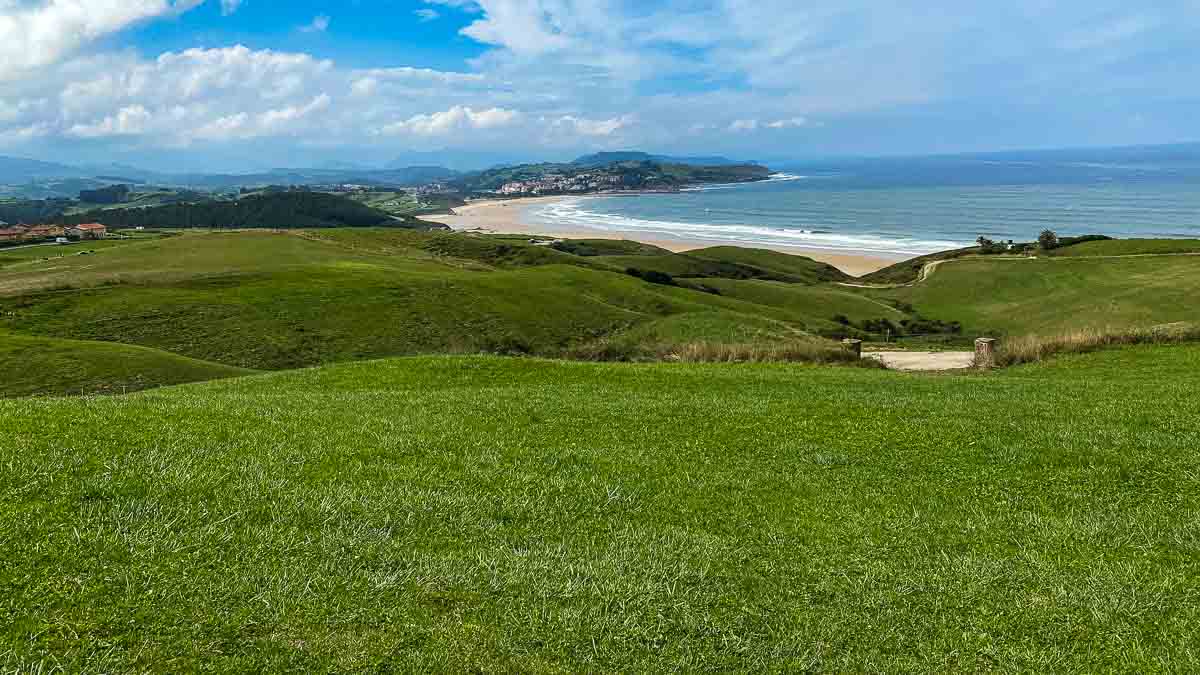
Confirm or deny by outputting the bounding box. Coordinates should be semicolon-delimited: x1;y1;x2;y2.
975;338;997;369
842;339;863;358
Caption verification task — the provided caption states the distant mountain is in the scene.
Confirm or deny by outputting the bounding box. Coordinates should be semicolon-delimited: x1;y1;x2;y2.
0;156;88;183
167;166;460;191
572;151;759;167
386;150;536;172
76;162;164;183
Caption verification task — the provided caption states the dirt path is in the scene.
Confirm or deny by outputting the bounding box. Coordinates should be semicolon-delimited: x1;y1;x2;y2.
868;351;975;371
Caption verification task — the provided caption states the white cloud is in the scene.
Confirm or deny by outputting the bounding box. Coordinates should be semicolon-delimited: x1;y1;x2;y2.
414;8;439;22
551;114;633;137
766;117;810;129
0;0;204;81
68;105;153;138
220;0;242;15
299;14;330;33
382;106;522;136
5;0;1200;161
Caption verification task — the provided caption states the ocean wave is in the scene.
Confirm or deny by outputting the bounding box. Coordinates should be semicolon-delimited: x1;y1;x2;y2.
681;172;807;192
528;198;965;255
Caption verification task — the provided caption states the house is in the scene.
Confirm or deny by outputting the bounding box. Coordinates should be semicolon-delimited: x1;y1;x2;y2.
0;227;27;243
67;223;107;240
24;225;65;240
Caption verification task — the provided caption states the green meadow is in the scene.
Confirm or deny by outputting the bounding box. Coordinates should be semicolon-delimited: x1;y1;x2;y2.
3;347;1199;670
2;228;1200;669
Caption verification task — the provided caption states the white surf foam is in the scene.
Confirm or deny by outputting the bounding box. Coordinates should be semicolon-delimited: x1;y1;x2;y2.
527;197;964;256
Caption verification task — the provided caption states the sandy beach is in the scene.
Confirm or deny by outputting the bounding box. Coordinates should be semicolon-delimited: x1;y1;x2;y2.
427;196;904;277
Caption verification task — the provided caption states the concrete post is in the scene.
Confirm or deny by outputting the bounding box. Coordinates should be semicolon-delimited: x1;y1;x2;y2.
975;338;997;369
843;339;863;358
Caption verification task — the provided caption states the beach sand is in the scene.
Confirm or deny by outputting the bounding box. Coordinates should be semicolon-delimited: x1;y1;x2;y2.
426;197;904;277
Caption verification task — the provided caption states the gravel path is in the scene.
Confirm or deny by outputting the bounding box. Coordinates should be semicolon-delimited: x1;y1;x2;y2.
868;351;976;371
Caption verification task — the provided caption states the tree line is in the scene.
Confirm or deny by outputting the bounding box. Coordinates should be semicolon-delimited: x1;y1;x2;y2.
61;192;416;230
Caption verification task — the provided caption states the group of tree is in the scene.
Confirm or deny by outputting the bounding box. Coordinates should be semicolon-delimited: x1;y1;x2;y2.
62;191;422;230
974;230;1107;255
79;184;131;204
0;199;69;225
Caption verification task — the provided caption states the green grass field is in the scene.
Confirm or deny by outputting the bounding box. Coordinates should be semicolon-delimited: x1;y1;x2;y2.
1048;238;1200;257
4;230;1200;668
875;254;1200;336
3;346;1199;670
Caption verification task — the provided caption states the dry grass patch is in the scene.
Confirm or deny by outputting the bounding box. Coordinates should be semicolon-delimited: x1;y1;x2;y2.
996;323;1200;366
566;339;880;366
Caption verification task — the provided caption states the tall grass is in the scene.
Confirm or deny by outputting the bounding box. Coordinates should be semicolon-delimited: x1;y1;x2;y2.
995;323;1200;366
564;339;880;366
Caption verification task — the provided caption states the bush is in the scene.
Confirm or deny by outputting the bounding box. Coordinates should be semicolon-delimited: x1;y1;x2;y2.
625;268;676;286
1038;230;1060;251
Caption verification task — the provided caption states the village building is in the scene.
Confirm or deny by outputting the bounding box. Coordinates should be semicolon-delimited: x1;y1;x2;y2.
0;226;27;243
24;225;65;239
67;223;108;240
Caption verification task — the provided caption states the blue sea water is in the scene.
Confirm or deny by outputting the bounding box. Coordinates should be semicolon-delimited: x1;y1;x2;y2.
524;147;1200;256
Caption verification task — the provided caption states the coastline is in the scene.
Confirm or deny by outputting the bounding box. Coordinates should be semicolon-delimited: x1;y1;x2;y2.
426;196;906;277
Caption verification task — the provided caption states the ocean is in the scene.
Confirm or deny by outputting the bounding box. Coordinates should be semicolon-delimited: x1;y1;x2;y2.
524;147;1200;256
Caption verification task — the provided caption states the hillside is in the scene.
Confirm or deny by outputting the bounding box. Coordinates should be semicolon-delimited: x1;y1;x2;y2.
3;346;1199;669
0;332;254;397
0;231;886;382
61;192;436;230
5;230;1198;393
871;253;1200;336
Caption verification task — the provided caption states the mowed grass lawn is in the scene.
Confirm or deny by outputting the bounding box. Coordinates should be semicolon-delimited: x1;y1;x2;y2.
3;346;1199;670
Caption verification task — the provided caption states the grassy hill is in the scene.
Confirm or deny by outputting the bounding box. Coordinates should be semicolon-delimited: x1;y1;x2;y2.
1047;238;1200;257
0;230;880;380
0;331;254;397
3;346;1199;669
3;230;1199;396
873;254;1200;336
63;191;439;231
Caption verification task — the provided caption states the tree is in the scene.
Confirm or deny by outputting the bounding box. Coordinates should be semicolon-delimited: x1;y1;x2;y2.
1038;229;1060;251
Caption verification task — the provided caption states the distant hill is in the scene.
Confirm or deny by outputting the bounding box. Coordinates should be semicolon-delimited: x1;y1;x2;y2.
0;156;87;183
168;166;460;191
386;151;533;172
457;160;771;194
572;151;759;167
63;191;442;230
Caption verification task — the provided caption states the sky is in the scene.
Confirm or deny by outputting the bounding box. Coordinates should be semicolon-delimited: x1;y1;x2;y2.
0;0;1199;171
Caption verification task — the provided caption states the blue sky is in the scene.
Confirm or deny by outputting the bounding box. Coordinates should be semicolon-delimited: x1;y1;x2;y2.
1;0;1198;171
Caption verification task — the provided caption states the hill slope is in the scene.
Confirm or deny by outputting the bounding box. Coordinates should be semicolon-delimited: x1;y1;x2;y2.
62;192;434;230
0;230;878;374
873;254;1200;335
0;332;254;397
2;346;1198;669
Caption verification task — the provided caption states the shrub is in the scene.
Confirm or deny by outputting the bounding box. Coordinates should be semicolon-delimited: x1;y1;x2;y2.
625;268;676;286
1038;229;1060;251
